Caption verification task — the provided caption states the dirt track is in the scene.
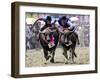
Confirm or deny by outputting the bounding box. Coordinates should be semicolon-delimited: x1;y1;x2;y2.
25;47;89;67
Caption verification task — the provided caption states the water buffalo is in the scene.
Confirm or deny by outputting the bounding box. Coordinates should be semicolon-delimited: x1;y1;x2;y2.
60;31;79;64
39;27;59;63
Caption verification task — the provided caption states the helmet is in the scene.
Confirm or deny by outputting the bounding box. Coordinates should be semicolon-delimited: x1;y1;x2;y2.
61;16;67;20
61;16;69;22
46;16;52;21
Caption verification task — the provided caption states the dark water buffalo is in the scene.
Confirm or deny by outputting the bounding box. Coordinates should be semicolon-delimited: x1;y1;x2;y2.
39;27;59;63
60;31;79;64
31;16;59;64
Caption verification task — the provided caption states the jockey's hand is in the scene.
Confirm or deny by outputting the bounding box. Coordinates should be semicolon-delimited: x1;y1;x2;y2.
64;29;69;33
45;28;50;34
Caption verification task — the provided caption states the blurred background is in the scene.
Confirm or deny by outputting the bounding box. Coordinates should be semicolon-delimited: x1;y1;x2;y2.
25;12;90;50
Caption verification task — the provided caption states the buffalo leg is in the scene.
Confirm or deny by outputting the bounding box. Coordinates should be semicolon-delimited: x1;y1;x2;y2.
43;49;49;61
71;48;76;63
50;50;55;63
72;47;77;58
63;47;69;64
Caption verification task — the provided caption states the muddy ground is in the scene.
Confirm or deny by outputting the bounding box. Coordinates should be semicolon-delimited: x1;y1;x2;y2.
25;47;89;67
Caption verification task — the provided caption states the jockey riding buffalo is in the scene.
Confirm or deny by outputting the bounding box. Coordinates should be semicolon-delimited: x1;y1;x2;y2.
33;16;59;63
58;16;80;63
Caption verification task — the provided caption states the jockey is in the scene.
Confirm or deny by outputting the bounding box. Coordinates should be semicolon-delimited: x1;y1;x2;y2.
58;16;76;32
38;16;55;48
58;16;78;46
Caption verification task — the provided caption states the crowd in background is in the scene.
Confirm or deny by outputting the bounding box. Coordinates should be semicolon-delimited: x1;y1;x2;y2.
25;13;90;50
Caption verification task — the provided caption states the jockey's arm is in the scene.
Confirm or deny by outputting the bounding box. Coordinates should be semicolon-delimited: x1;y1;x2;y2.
67;20;75;31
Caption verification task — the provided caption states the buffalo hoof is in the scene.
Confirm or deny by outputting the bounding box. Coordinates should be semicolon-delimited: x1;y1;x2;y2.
44;62;47;64
50;59;54;63
65;61;68;64
45;56;51;61
44;60;50;64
